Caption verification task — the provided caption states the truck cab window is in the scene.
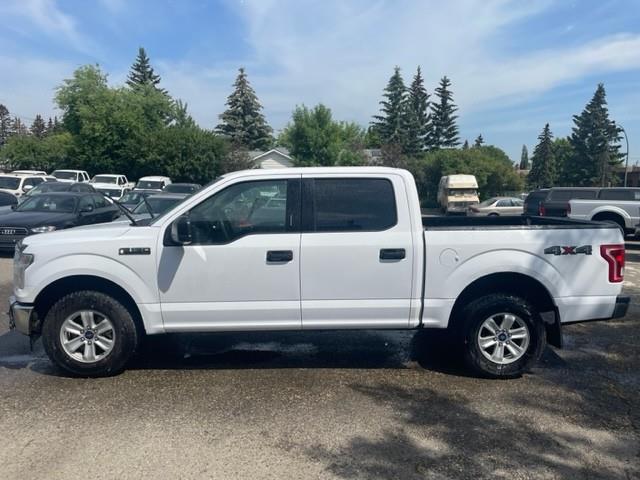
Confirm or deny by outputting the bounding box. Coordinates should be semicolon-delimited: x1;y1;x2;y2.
189;180;289;244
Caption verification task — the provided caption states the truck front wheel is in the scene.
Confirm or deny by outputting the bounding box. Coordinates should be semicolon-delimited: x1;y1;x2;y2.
42;291;139;377
460;294;546;378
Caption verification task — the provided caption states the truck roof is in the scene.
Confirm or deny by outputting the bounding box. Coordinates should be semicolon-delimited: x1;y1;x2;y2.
442;174;478;189
220;166;408;181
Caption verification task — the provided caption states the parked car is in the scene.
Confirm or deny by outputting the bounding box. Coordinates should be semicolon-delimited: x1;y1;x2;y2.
0;192;120;251
51;169;90;183
8;167;628;378
163;183;201;194
437;174;479;214
11;170;48;176
523;189;550;216
118;190;154;210
0;174;48;198
467;197;524;216
21;181;95;202
539;187;600;217
0;191;18;211
568;188;640;235
95;185;129;201
135;176;172;192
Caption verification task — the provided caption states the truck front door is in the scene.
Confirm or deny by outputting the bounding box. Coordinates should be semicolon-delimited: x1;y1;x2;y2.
299;174;415;328
157;176;302;330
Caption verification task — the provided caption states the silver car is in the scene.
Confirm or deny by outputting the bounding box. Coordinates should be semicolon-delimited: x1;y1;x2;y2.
467;197;524;216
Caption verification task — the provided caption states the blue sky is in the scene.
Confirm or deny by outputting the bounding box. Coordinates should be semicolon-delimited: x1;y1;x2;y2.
1;0;640;163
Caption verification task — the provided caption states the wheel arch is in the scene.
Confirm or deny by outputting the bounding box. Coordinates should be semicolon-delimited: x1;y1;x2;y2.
33;275;145;336
447;272;562;348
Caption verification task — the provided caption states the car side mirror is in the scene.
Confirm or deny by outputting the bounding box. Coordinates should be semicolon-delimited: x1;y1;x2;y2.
170;214;192;245
80;204;94;214
10;204;17;210
22;185;33;193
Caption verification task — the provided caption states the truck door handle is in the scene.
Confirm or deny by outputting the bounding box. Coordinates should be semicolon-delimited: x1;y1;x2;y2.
380;248;406;260
266;250;293;262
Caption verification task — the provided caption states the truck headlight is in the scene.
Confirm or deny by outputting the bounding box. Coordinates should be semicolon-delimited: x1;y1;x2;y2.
30;225;57;234
13;242;34;290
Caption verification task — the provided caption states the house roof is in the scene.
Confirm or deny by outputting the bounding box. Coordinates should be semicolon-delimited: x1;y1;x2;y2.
249;147;292;162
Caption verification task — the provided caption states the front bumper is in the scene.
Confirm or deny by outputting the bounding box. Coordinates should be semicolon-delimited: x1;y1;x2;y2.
8;296;34;335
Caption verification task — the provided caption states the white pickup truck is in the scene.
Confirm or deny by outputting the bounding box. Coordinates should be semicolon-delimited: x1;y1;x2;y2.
568;188;640;235
9;167;629;378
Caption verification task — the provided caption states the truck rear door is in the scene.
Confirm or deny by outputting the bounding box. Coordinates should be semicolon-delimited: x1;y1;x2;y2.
299;174;414;328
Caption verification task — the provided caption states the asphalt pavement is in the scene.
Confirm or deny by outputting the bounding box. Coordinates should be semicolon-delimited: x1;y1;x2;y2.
0;255;639;480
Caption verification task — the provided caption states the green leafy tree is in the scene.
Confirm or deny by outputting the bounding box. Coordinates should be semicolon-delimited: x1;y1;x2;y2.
528;124;555;188
519;144;529;170
567;84;622;186
216;67;273;150
280;104;365;166
372;66;407;147
474;134;484;147
0;132;72;171
30;114;47;138
552;137;574;186
0;104;10;146
404;66;431;154
174;99;196;128
126;47;166;93
430;76;459;148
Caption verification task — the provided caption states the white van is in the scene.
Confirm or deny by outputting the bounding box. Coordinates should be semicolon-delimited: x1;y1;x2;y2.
437;175;480;214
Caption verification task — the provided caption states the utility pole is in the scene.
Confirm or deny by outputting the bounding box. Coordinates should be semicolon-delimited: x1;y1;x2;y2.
621;125;630;187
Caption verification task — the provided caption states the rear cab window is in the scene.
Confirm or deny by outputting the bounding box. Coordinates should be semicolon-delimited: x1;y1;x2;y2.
598;189;640;201
549;189;598;201
304;178;397;232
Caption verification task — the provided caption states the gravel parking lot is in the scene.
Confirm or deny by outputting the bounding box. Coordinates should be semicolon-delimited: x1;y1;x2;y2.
0;255;639;480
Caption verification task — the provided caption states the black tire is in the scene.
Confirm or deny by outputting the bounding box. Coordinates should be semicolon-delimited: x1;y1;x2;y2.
488;212;499;217
42;291;139;377
460;294;546;379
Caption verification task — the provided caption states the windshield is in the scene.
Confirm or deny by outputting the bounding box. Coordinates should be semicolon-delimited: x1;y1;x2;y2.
133;197;183;215
136;180;163;190
120;191;147;205
53;171;77;180
0;177;21;190
92;175;117;184
164;184;198;194
17;194;77;213
97;188;122;198
448;188;478;197
478;197;497;207
25;183;68;196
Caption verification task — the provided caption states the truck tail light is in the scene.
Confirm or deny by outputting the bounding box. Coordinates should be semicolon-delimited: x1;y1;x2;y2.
600;244;625;283
538;202;545;216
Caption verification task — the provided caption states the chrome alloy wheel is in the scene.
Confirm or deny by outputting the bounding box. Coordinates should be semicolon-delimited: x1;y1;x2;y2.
59;310;116;363
477;313;530;365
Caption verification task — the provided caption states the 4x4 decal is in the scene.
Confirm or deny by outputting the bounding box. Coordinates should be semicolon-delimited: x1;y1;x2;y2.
544;245;592;256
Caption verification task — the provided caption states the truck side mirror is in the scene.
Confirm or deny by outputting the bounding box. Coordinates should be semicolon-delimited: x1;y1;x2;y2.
170;214;192;245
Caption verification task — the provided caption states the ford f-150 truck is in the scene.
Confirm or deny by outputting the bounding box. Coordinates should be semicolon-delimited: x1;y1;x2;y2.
8;167;629;378
568;189;640;234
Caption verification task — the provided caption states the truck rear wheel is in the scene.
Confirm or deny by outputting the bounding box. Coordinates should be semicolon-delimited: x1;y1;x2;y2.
460;294;546;378
42;291;139;377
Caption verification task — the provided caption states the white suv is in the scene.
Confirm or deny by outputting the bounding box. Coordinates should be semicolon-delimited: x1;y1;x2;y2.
0;174;47;197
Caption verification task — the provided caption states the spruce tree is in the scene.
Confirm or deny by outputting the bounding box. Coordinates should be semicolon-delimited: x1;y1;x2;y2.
10;117;28;136
519;145;529;170
567;84;622;186
0;104;10;146
462;139;469;150
474;134;484;147
216;68;273;150
403;66;431;154
430;76;459;148
126;47;166;93
46;117;54;135
528;124;555;188
372;66;407;147
30;114;46;138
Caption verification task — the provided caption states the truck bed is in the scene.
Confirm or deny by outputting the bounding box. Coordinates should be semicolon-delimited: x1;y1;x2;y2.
422;215;615;230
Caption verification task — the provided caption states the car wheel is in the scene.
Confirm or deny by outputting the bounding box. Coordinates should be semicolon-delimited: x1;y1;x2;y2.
460;294;546;379
488;212;499;216
42;291;140;377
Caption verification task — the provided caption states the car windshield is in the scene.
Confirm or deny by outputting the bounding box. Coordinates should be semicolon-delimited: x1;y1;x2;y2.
17;194;77;213
133;197;183;215
150;176;223;225
477;198;497;207
119;191;146;205
136;180;163;190
92;175;118;184
448;188;477;196
53;171;77;180
164;184;198;194
97;188;122;198
0;177;21;190
25;183;69;196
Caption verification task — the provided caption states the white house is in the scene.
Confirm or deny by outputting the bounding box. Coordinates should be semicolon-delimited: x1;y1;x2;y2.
249;148;294;169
